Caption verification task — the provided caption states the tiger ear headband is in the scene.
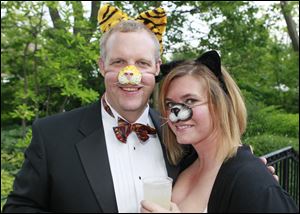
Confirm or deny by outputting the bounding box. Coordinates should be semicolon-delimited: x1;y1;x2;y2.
98;4;167;54
157;50;229;94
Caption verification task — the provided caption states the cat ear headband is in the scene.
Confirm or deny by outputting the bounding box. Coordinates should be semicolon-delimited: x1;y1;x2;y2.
160;50;229;123
157;50;229;94
195;50;228;94
98;4;167;53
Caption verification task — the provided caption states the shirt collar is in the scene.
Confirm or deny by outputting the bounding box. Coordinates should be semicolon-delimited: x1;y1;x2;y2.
103;94;150;125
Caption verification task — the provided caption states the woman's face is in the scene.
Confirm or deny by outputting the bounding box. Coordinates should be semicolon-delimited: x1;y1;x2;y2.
165;75;213;145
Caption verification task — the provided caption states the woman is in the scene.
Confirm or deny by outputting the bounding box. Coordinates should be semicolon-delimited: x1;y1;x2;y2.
141;50;298;213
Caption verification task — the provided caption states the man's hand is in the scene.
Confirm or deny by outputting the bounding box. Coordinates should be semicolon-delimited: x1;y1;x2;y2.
140;200;181;213
259;157;279;182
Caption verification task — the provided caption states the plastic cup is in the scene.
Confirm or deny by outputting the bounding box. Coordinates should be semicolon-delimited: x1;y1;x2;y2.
142;176;173;210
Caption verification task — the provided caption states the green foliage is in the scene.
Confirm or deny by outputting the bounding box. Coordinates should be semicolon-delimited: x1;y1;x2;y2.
1;1;101;125
16;128;32;149
243;134;299;157
1;1;299;210
1;169;14;209
243;103;299;156
245;105;299;138
1;1;299;125
10;104;35;121
1;126;29;170
246;103;299;138
1;126;31;211
264;111;299;138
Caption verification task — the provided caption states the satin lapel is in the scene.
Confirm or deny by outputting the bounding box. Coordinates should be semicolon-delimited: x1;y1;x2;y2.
149;108;180;182
76;101;118;213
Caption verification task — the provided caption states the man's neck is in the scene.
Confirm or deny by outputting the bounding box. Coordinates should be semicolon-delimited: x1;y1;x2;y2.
118;110;145;123
104;95;148;123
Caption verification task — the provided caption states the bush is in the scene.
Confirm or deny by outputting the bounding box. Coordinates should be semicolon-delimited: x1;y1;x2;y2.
1;126;23;152
265;112;299;138
243;134;299;157
1;126;31;211
1;169;14;210
245;105;299;138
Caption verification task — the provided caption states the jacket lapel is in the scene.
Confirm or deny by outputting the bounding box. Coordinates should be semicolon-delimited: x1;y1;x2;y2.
149;108;180;182
75;103;180;212
76;101;118;213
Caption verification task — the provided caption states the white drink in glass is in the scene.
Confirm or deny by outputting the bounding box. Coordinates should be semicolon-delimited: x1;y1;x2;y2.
142;177;173;210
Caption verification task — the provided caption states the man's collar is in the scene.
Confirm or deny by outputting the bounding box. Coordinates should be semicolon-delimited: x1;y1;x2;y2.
103;94;150;125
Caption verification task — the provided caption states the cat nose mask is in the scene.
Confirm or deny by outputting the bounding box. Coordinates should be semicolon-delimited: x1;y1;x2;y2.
118;65;142;85
168;102;193;123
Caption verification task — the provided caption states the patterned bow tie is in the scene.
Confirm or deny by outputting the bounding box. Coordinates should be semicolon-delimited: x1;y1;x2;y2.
102;96;157;143
113;117;157;143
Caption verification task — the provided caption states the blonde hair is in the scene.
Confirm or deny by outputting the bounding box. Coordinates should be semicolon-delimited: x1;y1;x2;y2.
100;20;160;61
159;61;247;165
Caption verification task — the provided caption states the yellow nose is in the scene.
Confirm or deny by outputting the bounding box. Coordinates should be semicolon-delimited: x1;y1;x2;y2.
118;65;142;85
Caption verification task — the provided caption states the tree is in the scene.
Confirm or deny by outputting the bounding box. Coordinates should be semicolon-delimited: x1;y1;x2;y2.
280;1;299;52
1;1;101;129
1;1;298;130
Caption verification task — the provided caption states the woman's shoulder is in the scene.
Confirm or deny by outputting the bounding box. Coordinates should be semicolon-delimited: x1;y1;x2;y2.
210;144;279;207
209;145;298;212
220;145;278;186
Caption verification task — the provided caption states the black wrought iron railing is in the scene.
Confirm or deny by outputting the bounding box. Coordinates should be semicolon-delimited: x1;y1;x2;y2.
262;146;299;205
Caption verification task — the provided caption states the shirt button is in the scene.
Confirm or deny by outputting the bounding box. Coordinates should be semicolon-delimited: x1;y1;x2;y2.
139;176;141;180
133;147;136;150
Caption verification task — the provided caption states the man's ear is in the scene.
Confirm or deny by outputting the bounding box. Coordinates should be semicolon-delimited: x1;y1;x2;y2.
155;59;162;76
98;57;105;77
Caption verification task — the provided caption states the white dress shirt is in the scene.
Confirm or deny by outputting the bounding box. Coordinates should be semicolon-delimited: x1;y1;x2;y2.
101;98;168;213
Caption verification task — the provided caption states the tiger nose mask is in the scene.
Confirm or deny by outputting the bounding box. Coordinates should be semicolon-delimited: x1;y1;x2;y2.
118;65;142;85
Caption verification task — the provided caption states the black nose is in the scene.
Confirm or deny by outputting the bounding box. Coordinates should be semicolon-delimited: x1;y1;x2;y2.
171;107;180;116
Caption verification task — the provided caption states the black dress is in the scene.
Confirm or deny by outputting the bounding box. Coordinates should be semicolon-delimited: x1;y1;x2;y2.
207;145;299;213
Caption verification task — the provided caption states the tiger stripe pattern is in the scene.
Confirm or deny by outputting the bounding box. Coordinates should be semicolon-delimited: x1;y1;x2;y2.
135;8;167;53
98;4;129;33
98;4;167;53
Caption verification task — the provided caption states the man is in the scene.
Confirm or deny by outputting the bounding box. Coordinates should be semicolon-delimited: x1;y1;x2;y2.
3;5;175;213
3;4;276;213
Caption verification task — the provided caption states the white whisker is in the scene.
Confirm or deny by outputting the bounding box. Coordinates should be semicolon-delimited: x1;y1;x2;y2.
159;116;170;127
160;120;169;127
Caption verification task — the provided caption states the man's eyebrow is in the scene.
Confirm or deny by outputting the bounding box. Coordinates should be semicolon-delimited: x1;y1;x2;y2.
138;58;152;62
137;58;154;64
109;57;124;61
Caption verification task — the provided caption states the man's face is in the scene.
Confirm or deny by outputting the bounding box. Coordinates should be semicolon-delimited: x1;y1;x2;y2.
99;30;161;121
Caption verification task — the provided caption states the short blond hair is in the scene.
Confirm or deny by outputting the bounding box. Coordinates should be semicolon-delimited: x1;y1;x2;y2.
100;20;160;62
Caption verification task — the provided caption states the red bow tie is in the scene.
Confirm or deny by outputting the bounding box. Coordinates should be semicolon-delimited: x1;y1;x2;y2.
102;96;157;143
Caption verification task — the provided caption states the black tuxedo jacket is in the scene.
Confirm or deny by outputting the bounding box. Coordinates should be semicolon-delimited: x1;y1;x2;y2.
3;101;180;213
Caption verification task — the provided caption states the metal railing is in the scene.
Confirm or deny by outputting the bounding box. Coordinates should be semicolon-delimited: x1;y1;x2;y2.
262;146;299;205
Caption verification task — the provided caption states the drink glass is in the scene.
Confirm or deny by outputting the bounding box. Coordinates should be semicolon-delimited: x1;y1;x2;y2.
142;176;173;210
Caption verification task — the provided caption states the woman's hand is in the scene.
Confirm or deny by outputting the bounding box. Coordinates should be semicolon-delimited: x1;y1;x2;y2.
140;200;181;213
